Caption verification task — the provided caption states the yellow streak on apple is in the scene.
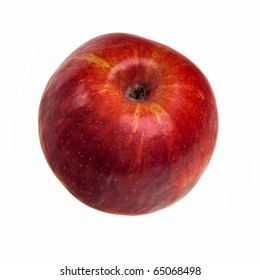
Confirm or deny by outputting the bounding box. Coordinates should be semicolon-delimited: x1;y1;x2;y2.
148;103;167;124
127;104;141;144
196;90;205;100
149;102;173;149
79;53;111;69
132;103;141;133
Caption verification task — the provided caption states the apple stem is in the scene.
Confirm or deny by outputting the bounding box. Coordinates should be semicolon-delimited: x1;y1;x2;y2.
126;84;148;102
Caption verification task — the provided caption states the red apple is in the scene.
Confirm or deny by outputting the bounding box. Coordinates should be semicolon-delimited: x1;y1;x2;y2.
38;33;218;215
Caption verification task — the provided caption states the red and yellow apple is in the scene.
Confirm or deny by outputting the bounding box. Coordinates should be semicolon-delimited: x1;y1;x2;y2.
38;33;218;215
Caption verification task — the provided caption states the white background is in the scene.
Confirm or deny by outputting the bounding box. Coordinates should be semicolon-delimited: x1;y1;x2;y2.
1;0;260;279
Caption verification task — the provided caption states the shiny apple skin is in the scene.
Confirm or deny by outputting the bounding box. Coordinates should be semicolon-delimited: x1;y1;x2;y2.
38;33;218;215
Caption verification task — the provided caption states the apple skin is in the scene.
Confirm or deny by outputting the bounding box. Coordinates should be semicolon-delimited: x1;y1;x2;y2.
38;33;218;215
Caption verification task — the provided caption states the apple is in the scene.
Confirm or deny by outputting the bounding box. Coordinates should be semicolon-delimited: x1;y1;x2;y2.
38;33;218;215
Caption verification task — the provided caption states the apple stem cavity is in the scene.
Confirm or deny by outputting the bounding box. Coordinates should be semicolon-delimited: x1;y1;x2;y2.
126;84;148;102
